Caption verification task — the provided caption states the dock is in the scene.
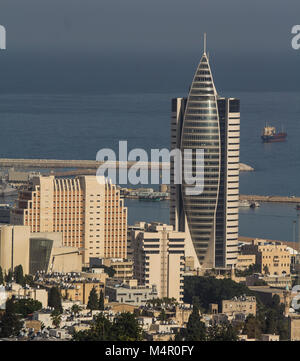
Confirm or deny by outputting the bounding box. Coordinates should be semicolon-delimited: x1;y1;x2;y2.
240;194;300;204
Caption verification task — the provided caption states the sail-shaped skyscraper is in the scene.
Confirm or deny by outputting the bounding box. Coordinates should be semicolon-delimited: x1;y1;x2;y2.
170;36;240;269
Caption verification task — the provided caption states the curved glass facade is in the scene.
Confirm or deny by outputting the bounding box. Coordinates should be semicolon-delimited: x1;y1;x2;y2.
180;53;220;267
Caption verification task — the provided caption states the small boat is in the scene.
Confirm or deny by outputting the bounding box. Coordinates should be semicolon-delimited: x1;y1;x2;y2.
261;125;287;143
239;200;251;207
296;204;300;211
249;201;260;208
239;200;260;208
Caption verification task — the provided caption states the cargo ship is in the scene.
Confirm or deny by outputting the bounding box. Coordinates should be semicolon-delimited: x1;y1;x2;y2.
261;125;287;143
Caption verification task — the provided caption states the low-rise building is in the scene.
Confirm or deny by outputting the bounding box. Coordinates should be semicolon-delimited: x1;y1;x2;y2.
246;273;292;289
222;295;256;316
289;315;300;341
241;239;291;276
5;282;48;308
105;279;158;306
236;254;256;270
34;272;104;305
261;334;280;341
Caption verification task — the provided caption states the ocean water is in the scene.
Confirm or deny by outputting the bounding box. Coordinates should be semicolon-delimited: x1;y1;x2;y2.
0;91;299;241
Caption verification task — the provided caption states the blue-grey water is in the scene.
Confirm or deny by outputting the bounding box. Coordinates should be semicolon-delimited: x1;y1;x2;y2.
1;91;300;241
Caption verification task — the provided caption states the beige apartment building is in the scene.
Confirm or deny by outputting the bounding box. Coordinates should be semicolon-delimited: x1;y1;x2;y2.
101;258;133;280
241;239;291;275
131;222;185;302
11;175;127;265
236;254;256;270
60;282;104;305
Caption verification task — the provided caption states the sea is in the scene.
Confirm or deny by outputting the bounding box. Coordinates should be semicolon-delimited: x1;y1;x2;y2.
0;91;300;242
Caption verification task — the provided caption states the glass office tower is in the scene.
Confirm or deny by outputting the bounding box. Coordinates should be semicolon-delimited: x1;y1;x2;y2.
170;49;240;269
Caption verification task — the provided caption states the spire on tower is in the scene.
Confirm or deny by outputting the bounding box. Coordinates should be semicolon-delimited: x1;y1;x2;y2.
204;33;207;54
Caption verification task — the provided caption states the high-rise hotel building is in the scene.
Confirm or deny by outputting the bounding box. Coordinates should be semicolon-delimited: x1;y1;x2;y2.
170;46;240;269
11;175;127;265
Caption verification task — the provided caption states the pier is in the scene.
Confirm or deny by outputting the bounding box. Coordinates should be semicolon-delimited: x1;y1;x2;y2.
240;194;300;204
0;158;253;171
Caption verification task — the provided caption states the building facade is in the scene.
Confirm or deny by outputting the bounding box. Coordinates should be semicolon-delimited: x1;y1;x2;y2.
11;175;127;265
241;239;291;275
131;222;185;302
170;46;240;269
0;224;82;275
221;295;256;316
105;279;158;307
0;225;31;275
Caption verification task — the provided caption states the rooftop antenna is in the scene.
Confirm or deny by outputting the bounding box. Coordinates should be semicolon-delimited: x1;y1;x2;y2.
204;33;207;54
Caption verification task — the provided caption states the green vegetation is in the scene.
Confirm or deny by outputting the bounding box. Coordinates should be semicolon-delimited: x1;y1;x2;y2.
1;265;34;287
175;297;238;341
183;276;289;340
13;265;24;286
71;304;82;315
48;286;63;314
207;323;239;341
0;266;3;285
51;310;62;329
0;298;23;338
235;264;261;277
87;287;99;311
254;295;289;340
98;290;104;311
5;269;13;283
158;309;167;321
184;276;253;312
11;298;42;318
73;312;143;341
146;297;178;309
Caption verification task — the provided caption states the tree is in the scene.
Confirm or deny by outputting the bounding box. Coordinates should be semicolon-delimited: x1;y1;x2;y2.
23;274;34;287
73;313;112;341
51;310;62;329
242;314;262;339
71;304;82;315
48;287;63;313
99;290;104;311
5;269;13;283
207;323;238;341
13;265;24;286
87;287;99;311
235;264;261;277
184;276;254;312
265;309;277;334
176;297;206;341
263;265;269;275
158;309;167;321
111;312;143;341
13;299;42;318
0;298;23;338
0;266;3;285
256;294;289;340
185;298;206;341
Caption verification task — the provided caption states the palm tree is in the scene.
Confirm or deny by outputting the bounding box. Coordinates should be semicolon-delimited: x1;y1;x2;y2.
51;311;62;329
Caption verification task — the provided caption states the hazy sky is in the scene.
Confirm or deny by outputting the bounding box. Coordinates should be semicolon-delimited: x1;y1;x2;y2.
0;0;300;92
